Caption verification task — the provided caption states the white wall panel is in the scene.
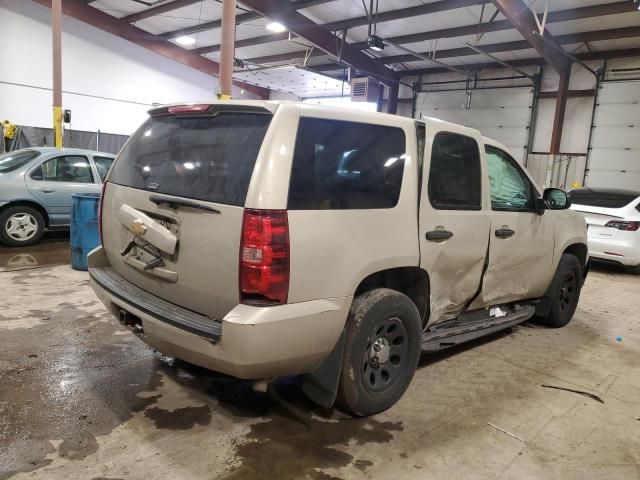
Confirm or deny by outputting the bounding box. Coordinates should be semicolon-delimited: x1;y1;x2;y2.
587;80;640;189
0;0;257;136
415;87;534;162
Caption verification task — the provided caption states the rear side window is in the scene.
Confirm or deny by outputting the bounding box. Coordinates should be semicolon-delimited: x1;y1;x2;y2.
569;189;639;209
0;150;39;173
288;118;406;210
428;132;481;210
110;113;272;206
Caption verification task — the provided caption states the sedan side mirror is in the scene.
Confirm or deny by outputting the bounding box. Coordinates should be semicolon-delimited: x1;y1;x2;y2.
543;188;571;210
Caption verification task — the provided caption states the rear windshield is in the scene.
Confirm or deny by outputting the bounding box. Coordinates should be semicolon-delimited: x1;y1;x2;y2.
0;150;40;173
109;112;272;206
569;189;638;208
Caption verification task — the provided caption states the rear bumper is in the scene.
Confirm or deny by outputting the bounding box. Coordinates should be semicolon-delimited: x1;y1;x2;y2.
88;246;350;379
587;237;640;267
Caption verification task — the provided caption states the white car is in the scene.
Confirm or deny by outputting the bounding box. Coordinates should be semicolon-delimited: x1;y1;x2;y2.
570;188;640;274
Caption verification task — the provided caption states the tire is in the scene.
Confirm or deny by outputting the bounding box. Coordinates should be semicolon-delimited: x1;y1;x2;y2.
0;205;45;247
537;254;583;328
336;288;422;416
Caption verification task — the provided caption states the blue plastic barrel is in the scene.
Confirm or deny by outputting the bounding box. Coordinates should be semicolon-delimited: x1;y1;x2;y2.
70;193;101;271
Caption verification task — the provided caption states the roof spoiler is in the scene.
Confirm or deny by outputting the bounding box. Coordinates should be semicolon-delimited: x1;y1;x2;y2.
148;103;272;117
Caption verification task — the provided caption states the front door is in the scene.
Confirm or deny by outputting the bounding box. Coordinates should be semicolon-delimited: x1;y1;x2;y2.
419;125;491;326
470;145;555;308
26;155;100;226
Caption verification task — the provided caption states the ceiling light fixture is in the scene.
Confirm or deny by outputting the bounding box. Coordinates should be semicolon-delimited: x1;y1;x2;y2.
266;22;286;33
367;35;385;52
175;36;196;46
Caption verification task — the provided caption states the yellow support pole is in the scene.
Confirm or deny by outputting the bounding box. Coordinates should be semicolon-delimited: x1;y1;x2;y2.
53;106;63;148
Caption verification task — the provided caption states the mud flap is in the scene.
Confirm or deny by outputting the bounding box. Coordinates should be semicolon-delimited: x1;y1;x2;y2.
301;330;346;409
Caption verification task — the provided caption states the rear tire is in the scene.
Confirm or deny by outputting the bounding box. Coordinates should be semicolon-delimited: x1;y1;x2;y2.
336;288;422;416
537;254;583;328
0;206;45;247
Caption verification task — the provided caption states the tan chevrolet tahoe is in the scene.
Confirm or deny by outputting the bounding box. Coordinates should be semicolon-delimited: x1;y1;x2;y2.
89;100;589;416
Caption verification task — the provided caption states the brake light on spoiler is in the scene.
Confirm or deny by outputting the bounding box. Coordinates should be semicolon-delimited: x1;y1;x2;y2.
240;209;290;305
167;104;211;114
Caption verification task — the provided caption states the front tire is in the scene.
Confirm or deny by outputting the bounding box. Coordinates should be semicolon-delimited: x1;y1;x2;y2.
0;206;45;247
336;288;422;416
625;264;640;276
537;254;583;328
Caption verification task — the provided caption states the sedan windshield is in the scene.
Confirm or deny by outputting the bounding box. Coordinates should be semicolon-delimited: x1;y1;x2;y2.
0;150;40;174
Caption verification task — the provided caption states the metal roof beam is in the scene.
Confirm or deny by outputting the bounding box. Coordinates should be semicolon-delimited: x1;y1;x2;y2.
237;0;400;86
159;0;334;40
400;47;640;77
123;0;202;24
491;0;570;73
193;0;484;54
310;26;640;71
242;1;634;66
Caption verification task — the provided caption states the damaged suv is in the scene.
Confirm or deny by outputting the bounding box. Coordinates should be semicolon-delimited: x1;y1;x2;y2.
89;101;588;416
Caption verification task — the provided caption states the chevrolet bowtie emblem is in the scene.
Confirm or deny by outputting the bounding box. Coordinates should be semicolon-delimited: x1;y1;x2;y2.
131;219;148;236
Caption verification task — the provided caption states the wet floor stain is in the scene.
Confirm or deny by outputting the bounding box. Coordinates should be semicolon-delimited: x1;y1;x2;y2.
0;297;161;477
1;264;405;479
194;377;403;480
144;405;212;430
0;236;69;272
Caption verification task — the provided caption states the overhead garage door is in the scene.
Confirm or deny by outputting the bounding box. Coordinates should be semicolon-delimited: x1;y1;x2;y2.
415;87;534;163
587;80;640;190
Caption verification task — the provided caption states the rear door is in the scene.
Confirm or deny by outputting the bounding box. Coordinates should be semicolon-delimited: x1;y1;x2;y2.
419;123;491;325
102;106;273;319
26;154;99;225
470;145;554;308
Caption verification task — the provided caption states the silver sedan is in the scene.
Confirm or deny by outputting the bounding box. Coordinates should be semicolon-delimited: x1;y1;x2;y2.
0;148;114;246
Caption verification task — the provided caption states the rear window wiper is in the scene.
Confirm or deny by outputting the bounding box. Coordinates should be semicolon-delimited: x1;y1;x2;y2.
149;194;221;214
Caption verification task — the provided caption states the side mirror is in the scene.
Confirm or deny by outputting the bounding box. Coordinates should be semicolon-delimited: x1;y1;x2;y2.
543;188;571;210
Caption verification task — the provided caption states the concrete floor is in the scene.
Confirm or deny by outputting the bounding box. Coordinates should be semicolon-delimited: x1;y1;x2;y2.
1;239;639;480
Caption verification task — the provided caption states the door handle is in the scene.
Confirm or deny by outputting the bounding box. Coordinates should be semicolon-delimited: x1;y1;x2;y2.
426;229;453;241
495;227;515;238
39;187;56;193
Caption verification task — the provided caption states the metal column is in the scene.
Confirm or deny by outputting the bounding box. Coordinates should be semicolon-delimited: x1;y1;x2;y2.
219;0;236;99
52;0;63;148
550;71;570;154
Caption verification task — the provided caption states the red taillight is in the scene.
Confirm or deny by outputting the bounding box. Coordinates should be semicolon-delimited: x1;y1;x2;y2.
168;104;210;114
605;220;640;231
240;209;289;305
98;181;107;243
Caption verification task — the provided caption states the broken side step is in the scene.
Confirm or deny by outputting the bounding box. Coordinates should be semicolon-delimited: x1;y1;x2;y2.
421;304;535;353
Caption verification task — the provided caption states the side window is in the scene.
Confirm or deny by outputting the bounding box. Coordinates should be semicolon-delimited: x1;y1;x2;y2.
288;118;406;210
31;156;94;183
93;156;114;182
485;146;534;211
428;132;481;210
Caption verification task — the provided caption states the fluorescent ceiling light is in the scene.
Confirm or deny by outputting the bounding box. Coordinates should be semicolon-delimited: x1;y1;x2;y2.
175;36;196;46
266;22;286;33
